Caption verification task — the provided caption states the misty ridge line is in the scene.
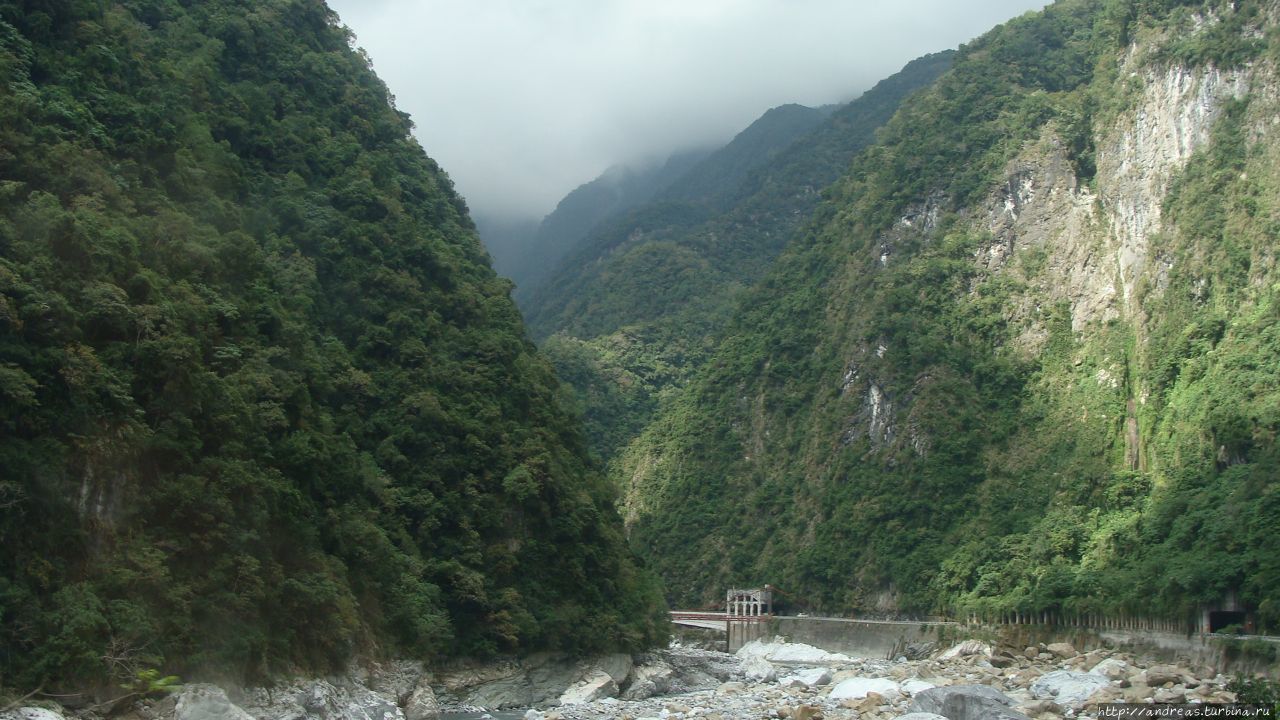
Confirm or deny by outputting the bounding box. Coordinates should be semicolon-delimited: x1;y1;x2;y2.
325;0;1054;221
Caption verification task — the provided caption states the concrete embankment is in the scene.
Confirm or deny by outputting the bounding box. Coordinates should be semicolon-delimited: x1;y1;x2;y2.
769;617;953;660
764;616;1278;677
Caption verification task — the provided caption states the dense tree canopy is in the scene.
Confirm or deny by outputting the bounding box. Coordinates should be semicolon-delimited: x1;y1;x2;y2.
0;0;666;689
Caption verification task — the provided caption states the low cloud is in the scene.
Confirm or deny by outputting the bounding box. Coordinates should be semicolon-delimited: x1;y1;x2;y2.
328;0;1049;221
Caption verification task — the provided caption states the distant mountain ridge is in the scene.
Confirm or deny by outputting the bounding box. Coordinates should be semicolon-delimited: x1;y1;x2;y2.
653;103;834;210
487;97;845;305
517;51;954;466
505;150;711;301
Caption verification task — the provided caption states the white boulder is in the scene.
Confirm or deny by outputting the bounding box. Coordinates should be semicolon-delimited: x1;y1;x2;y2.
1089;658;1129;680
901;679;938;695
829;677;902;700
558;670;618;705
3;709;66;720
779;668;833;688
741;654;778;682
736;637;851;665
1029;670;1111;708
176;685;257;720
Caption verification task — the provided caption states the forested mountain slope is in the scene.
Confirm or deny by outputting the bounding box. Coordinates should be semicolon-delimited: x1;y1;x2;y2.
623;0;1280;631
0;0;665;689
522;53;953;466
653;103;832;211
501;100;845;307
503;151;709;303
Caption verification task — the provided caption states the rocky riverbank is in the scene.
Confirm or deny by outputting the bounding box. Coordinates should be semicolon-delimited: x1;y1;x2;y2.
1;636;1251;720
515;636;1243;720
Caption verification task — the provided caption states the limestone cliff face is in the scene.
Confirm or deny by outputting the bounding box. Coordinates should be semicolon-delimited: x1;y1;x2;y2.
995;61;1255;331
867;53;1275;463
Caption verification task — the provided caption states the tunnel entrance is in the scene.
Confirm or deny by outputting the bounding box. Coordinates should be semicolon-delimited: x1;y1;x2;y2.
1208;610;1247;633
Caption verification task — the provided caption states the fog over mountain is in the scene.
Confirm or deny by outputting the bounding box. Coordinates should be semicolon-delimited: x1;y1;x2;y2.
327;0;1051;222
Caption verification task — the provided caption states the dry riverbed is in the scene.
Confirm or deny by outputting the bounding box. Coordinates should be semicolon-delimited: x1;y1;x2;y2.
1;636;1246;720
513;637;1240;720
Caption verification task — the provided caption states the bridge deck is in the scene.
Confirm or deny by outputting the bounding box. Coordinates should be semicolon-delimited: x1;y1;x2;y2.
670;611;728;631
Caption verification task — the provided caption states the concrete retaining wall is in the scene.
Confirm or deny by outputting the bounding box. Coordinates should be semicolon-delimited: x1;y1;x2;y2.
763;616;1279;676
768;617;955;659
992;624;1280;676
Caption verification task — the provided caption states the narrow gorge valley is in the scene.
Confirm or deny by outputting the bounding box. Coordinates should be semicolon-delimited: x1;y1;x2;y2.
1;0;1278;719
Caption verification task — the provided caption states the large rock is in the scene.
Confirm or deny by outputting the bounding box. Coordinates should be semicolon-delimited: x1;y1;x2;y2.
1089;658;1128;681
241;679;404;720
176;685;256;720
1045;643;1077;659
436;652;630;709
792;705;822;720
313;680;401;720
2;709;66;720
909;684;1030;720
1123;683;1153;703
1017;699;1063;718
902;679;938;695
558;671;618;705
769;643;852;665
737;638;851;665
989;652;1019;668
403;683;439;720
621;657;675;700
594;653;634;685
1029;670;1111;708
662;646;740;691
363;660;426;705
937;641;993;660
779;668;833;688
741;654;778;682
1153;686;1187;703
829;677;902;700
1142;665;1191;686
896;715;949;720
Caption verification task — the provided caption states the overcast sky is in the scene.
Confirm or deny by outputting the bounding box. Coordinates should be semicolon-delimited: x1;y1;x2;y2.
326;0;1051;222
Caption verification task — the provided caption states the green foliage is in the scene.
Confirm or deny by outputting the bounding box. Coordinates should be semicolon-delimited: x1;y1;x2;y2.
120;669;182;697
504;151;711;301
620;0;1280;629
523;51;954;471
1227;675;1280;714
1155;0;1271;67
655;104;833;211
0;0;665;690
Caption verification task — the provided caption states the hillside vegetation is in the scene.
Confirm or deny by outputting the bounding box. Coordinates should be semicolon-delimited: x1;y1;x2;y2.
502;151;712;304
525;53;954;465
622;0;1280;631
0;0;665;689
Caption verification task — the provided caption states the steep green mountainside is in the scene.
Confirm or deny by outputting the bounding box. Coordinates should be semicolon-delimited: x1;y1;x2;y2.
522;53;953;464
500;150;709;303
526;53;954;342
0;0;665;689
506;99;857;310
654;103;832;211
623;0;1280;631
